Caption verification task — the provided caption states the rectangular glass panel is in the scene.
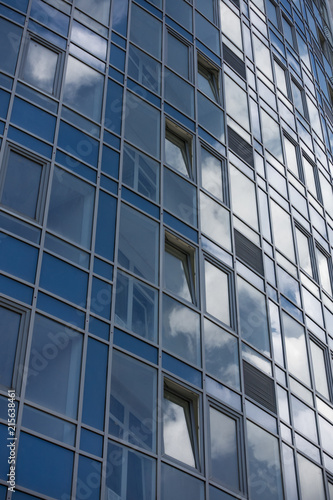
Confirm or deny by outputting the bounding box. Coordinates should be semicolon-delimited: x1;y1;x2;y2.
123;143;159;202
161;463;204;500
47;167;95;249
316;247;332;295
167;32;190;80
71;21;107;59
261;110;283;161
165;129;191;178
164;245;194;303
209;408;240;491
118;203;159;284
297;454;325;500
310;340;329;399
130;4;162;59
270;200;295;262
200;148;223;201
220;3;243;49
197;93;224;141
230;165;258;231
75;0;111;24
302;156;317;196
225;76;250;132
22;39;59;94
109;350;157;451
163;168;197;226
0;306;21;389
295;228;313;276
63;56;104;122
204;318;240;389
163;391;195;466
165;68;194;118
128;44;161;94
200;192;231;251
238;276;270;355
283;136;299;177
281;312;311;385
253;36;273;80
274;62;288;96
205;261;230;326
246;420;284;500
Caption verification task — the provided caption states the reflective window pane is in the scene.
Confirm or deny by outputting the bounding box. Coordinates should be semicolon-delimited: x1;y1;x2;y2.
291;80;305;116
295;228;313;276
0;18;22;75
47;167;95;249
220;3;243;49
165;0;192;32
162;294;201;366
130;4;162;59
270;200;295;262
238;277;270;355
106;441;156;500
274;62;288;96
200;192;231;251
302;156;317;196
128;44;161;94
283;136;299;177
71;21;107;59
197;93;224;141
165;129;191;178
261;110;283;161
291;396;318;442
163;168;197;226
225;76;250;132
316;247;332;295
123;143;159;203
1;150;44;221
297;454;325;500
310;340;329;399
115;270;158;342
118;203;159;284
209;408;240;491
25;315;82;418
204;319;240;389
200;148;224;201
167;32;190;80
22;39;59;95
164;244;194;303
109;350;157;452
281;312;311;385
164;68;195;118
163;390;195;466
205;261;230;326
75;0;110;23
198;63;219;102
63;56;104;122
230;165;258;231
247;421;284;500
124;92;161;159
253;36;273;80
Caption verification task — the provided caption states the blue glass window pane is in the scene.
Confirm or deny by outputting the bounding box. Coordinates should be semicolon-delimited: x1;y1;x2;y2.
40;253;88;305
128;44;161;94
101;145;119;178
82;338;108;430
8;126;53;159
115;270;158;342
37;292;86;329
30;0;69;37
130;4;162;59
0;233;38;283
0;89;10;119
196;12;220;55
198;93;224;141
164;69;194;118
71;21;107;59
77;456;101;500
63;56;104;122
209;485;237;500
21;39;60;94
161;463;204;500
11;97;56;143
89;315;110;340
76;0;110;23
80;428;103;456
164;168;197;226
25;315;83;418
0;306;21;389
1;149;44;220
106;441;156;500
91;277;112;320
162;294;201;366
0;19;22;75
111;0;129;36
2;0;29;12
58;121;99;167
124;92;161;158
118;203;159;284
95;191;117;261
47;167;95;248
16;433;73;498
105;78;123;135
22;405;76;445
165;0;192;31
109;350;157;452
110;44;126;72
0;275;33;305
0;424;9;480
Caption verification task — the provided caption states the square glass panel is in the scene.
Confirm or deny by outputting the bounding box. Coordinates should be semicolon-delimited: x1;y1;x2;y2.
22;39;59;95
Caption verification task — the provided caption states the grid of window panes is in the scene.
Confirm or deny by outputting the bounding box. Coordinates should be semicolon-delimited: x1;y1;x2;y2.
0;0;333;498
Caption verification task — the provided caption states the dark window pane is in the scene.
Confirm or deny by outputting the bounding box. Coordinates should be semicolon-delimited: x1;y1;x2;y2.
0;306;21;389
1;150;43;220
163;168;197;226
130;4;162;59
76;0;110;23
161;464;204;500
167;32;190;80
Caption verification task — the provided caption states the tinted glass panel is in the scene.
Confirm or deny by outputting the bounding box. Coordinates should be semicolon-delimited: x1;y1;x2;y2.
47;167;95;248
281;312;310;385
118;203;159;284
225;76;250;132
297;454;325;500
0;306;21;389
25;315;82;418
167;32;190;80
130;4;162;59
230;165;258;230
0;19;22;75
75;0;110;23
164;168;197;226
201;148;224;201
205;261;230;326
1;150;43;220
200;192;231;250
128;44;161;94
309;340;329;399
220;3;243;49
161;464;204;500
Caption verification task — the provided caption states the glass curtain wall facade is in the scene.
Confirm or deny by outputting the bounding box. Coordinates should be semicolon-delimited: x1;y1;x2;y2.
1;0;333;498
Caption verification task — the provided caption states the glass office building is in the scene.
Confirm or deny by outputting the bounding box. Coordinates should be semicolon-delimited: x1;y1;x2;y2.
1;0;333;498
